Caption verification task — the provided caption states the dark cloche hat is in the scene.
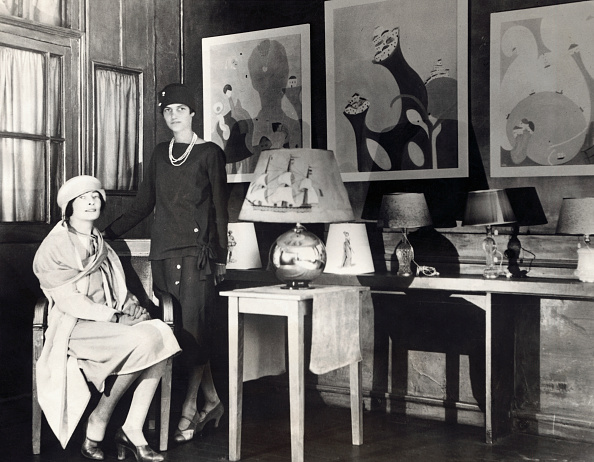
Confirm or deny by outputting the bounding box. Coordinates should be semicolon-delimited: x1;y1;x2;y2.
158;83;196;114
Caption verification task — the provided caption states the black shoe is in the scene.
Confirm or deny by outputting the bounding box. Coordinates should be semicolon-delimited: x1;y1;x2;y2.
81;437;105;460
114;427;164;462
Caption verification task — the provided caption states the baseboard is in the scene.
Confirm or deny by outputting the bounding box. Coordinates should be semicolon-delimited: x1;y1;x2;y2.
514;410;594;443
310;383;484;428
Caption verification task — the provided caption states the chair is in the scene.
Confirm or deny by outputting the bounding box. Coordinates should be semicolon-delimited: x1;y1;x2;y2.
32;291;175;454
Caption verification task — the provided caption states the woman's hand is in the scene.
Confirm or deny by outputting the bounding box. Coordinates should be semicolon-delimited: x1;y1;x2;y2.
214;262;226;286
122;304;151;320
118;312;150;326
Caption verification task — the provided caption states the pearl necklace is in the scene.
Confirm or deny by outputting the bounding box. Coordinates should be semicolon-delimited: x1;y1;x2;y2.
169;132;198;167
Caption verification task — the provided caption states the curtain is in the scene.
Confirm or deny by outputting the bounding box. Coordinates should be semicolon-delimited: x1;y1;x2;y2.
1;0;62;26
95;69;139;190
0;46;46;221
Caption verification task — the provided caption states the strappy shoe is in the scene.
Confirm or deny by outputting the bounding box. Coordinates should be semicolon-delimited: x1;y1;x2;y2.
172;414;197;444
194;401;224;433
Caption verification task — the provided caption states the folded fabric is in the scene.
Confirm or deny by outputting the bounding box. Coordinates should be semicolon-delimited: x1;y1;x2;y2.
240;285;362;381
309;286;362;375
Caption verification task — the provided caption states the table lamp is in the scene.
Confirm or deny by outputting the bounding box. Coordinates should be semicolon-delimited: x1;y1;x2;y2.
462;189;516;279
377;192;433;276
226;222;262;270
238;148;354;288
556;197;594;282
504;187;548;278
324;222;375;274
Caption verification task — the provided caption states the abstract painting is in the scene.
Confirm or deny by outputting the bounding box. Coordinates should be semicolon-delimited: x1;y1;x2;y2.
203;25;311;183
325;0;468;182
491;2;594;177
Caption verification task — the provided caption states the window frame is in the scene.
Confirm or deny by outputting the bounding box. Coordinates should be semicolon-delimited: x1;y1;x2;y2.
91;61;144;193
0;17;83;240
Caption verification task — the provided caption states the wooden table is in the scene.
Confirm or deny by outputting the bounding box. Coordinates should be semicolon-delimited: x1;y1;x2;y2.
226;271;594;444
220;285;369;462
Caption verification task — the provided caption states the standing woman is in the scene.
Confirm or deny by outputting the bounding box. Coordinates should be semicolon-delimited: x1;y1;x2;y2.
33;175;181;461
104;84;229;443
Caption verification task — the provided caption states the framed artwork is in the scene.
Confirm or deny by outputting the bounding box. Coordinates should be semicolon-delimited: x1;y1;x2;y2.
490;2;594;177
203;25;311;183
325;0;468;182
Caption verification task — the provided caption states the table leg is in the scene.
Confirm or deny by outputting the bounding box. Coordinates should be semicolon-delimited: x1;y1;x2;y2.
485;292;493;444
287;303;305;462
350;361;363;445
228;297;244;461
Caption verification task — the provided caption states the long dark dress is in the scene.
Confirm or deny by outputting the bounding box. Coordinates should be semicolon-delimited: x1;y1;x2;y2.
105;141;229;366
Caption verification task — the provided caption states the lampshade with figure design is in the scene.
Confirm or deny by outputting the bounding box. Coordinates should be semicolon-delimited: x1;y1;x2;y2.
226;222;262;270
238;148;354;288
324;223;375;275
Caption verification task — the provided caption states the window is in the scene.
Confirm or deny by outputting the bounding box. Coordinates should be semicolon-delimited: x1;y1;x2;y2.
0;0;65;28
0;23;80;227
93;64;142;191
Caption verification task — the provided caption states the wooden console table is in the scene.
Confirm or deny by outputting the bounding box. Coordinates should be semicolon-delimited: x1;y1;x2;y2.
226;271;594;445
220;285;369;462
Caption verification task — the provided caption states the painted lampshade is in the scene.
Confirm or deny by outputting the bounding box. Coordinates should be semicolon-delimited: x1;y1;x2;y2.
556;197;594;282
238;148;354;288
226;222;262;270
324;223;375;274
238;148;354;224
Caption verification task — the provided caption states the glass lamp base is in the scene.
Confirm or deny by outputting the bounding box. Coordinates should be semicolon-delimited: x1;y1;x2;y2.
482;230;501;279
395;236;414;277
483;265;500;279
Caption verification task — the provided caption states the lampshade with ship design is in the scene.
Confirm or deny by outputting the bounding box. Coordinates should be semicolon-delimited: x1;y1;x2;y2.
238;148;354;288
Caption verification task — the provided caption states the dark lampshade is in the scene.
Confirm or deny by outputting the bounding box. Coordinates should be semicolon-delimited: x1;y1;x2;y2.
462;189;516;227
505;187;547;227
377;193;433;230
463;189;516;279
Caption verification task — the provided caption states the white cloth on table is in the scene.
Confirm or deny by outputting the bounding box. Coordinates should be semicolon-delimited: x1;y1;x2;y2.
242;286;361;381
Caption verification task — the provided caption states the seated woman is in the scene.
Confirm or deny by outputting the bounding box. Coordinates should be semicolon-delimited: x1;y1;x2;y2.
33;175;181;462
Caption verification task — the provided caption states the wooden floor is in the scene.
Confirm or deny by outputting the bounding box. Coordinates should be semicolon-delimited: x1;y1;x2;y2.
3;381;594;462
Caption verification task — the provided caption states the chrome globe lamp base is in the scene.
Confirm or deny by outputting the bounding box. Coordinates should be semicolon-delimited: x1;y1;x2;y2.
269;223;327;289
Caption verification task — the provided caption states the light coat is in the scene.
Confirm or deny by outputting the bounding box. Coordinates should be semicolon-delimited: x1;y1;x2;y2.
32;221;134;448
